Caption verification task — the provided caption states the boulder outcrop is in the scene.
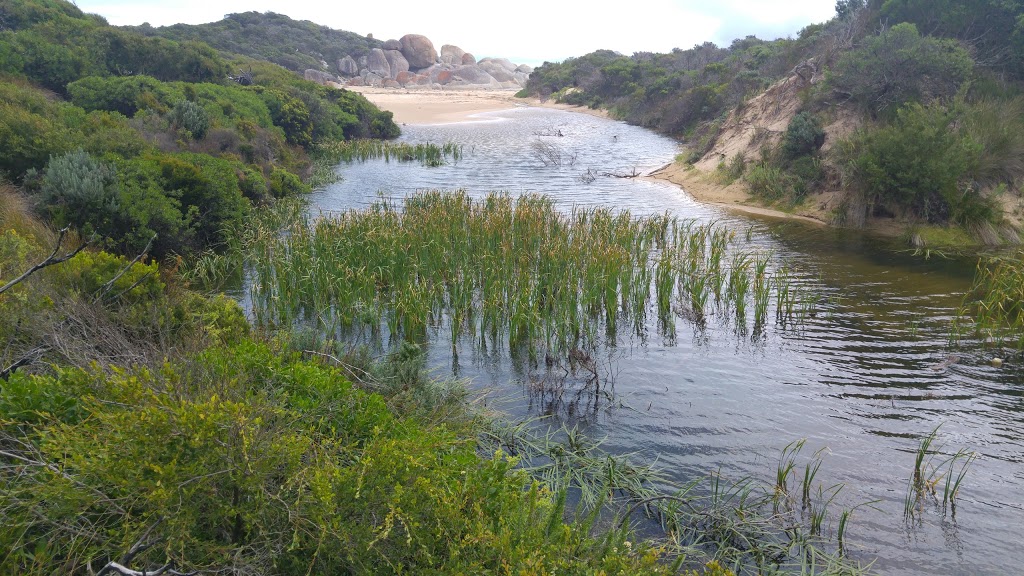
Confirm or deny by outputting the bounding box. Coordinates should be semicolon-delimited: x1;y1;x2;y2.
337;55;358;76
336;34;531;90
366;48;391;78
384;50;409;78
399;34;438;69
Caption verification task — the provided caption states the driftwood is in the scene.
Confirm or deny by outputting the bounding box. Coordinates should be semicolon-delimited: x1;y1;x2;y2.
600;167;641;179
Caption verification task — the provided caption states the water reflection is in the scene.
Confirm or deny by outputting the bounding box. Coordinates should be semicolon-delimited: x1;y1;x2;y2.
313;106;1023;575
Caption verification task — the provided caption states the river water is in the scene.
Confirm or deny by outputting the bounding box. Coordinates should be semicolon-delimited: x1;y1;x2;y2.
312;106;1023;575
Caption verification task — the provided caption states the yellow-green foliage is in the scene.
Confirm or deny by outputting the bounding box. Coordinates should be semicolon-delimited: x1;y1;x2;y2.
0;341;671;575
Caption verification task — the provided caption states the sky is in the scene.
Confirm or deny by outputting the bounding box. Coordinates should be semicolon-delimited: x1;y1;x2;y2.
74;0;839;66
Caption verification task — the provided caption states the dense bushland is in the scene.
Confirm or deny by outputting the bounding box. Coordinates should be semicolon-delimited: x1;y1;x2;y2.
130;11;382;74
0;188;690;575
0;0;398;257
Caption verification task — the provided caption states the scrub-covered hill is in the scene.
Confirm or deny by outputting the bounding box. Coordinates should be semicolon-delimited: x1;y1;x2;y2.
522;0;1024;245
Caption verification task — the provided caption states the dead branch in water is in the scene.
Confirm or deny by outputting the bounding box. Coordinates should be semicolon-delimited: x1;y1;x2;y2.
600;167;641;178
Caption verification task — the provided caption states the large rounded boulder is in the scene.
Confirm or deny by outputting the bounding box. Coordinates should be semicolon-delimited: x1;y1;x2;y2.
384;50;409;78
450;65;500;89
399;34;438;69
366;48;391;78
440;44;466;66
337;55;358;76
304;69;337;85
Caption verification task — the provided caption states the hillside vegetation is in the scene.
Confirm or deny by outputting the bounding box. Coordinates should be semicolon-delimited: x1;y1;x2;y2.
0;0;398;258
523;0;1024;243
130;11;382;74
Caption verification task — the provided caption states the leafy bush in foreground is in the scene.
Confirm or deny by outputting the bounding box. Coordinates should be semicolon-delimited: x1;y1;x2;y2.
0;341;671;575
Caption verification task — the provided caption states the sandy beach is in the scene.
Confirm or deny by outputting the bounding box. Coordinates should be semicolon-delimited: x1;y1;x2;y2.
348;86;610;124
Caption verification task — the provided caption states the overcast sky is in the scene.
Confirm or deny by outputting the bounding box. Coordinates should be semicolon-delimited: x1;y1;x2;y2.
75;0;838;66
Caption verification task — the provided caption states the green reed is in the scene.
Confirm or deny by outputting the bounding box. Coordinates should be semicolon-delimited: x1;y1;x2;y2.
953;254;1024;350
487;422;868;575
315;139;463;167
244;191;816;357
904;425;977;523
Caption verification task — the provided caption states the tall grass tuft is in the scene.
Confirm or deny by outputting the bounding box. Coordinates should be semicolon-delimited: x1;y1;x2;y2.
315;139;463;167
243;191;817;359
904;425;978;522
953;255;1024;351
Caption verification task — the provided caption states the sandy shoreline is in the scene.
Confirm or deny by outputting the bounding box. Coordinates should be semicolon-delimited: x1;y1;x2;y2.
349;86;609;124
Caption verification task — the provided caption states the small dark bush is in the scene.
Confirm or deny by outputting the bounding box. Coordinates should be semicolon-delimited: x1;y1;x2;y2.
782;112;825;160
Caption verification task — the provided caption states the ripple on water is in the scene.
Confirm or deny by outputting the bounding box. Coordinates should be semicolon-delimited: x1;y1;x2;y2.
313;106;1024;575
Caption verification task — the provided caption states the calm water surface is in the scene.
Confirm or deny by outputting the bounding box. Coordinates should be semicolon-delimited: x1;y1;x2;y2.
312;107;1023;575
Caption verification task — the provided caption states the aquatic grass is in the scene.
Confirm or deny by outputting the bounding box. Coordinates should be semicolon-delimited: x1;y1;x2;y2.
487;422;867;575
954;254;1024;351
243;191;819;361
314;139;463;168
904;425;978;523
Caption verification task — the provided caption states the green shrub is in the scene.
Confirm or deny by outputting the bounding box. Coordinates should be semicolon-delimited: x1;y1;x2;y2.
39;149;120;236
782;112;825;159
746;163;804;201
169;99;209;139
838;103;984;223
67;75;173;117
153;153;250;249
268;167;309;198
833;23;973;114
714;153;747;184
259;88;313;147
0;341;670;575
962;96;1024;186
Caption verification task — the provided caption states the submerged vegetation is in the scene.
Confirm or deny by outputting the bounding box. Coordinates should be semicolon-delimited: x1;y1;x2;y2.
244;190;817;356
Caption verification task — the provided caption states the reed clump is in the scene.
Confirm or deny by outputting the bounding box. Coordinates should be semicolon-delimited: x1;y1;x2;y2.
246;191;816;357
484;424;869;575
954;254;1024;350
315;139;463;167
904;425;977;523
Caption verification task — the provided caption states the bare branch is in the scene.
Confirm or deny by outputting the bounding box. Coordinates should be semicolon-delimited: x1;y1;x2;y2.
93;234;157;304
0;346;48;381
95;561;198;576
0;228;88;297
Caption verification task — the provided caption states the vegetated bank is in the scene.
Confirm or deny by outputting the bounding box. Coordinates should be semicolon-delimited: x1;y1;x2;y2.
520;0;1024;248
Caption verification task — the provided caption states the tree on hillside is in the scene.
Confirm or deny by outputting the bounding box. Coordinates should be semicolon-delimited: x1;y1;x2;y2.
879;0;1024;75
